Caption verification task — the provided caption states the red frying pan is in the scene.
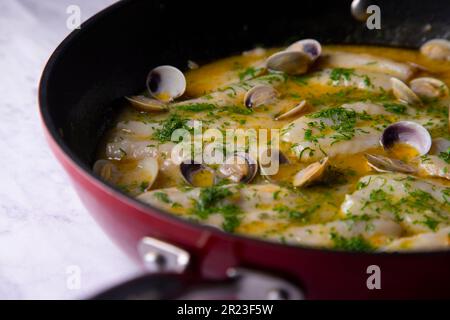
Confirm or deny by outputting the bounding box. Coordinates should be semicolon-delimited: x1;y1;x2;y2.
39;0;450;299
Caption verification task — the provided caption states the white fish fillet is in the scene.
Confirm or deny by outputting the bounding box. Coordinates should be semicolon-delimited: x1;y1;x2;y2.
307;69;393;91
282;102;392;161
277;219;402;248
382;226;450;251
341;173;450;235
320;51;415;81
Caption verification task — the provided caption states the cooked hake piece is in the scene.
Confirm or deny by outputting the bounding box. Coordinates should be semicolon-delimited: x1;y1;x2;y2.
277;219;403;249
341;174;450;234
418;155;450;180
418;138;450;179
282;99;446;162
95;42;450;251
320;51;415;81
282;102;394;161
307;69;393;91
172;74;285;109
138;183;346;234
382;226;450;251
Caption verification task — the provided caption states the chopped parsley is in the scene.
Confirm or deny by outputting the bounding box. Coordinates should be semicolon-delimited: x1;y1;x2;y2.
383;103;407;115
363;75;372;88
190;186;243;232
221;105;254;115
421;215;439;231
330;68;355;82
238;67;263;81
273;204;320;222
153;192;172;204
330;232;374;252
308;88;393;108
221;204;243;232
291;74;312;86
153;114;188;142
308;107;370;144
139;181;150;192
439;148;450;164
356;178;371;190
273;190;281;200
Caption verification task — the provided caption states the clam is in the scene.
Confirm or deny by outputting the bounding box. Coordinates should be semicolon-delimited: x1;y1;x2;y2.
93;160;117;182
125;95;167;112
391;78;422;106
380;121;432;156
180;161;216;187
365;154;416;174
286;39;322;62
266;50;311;75
420;39;450;61
146;65;186;102
259;149;290;177
350;0;372;22
93;158;159;192
409;77;449;99
137;158;160;191
293;157;329;187
275;100;309;120
180;152;257;186
244;85;278;108
217;152;258;183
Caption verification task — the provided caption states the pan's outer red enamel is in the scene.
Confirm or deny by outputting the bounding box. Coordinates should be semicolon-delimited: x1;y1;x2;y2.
39;0;450;299
43;126;450;299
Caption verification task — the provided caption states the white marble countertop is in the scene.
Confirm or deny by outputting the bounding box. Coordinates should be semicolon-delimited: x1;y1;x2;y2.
0;0;142;300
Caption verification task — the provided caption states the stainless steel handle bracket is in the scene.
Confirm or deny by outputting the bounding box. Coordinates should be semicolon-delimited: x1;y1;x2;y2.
138;236;190;274
138;237;304;300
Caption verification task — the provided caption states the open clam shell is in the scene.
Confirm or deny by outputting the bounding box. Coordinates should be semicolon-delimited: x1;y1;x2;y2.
137;158;160;191
293;157;329;188
286;39;322;62
244;85;278;108
420;39;450;61
180;152;258;186
217;152;258;184
94;158;159;192
266;51;310;75
93;160;117;182
275;100;309;120
391;78;422;106
179;161;216;187
365;154;417;174
409;77;449;99
259;149;290;178
146;65;186;102
380;121;432;156
125;95;167;112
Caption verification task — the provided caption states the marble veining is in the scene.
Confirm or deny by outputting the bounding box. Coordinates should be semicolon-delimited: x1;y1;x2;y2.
0;0;141;299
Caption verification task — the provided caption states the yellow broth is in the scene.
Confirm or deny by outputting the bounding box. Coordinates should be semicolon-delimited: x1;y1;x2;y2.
94;45;450;251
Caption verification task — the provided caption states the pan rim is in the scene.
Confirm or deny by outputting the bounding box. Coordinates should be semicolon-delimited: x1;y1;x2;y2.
38;0;450;258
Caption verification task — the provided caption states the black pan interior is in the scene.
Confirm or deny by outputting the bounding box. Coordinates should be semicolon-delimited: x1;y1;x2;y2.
40;0;450;168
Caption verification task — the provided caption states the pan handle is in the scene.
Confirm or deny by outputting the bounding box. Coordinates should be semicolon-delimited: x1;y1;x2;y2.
92;237;304;300
92;268;304;300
